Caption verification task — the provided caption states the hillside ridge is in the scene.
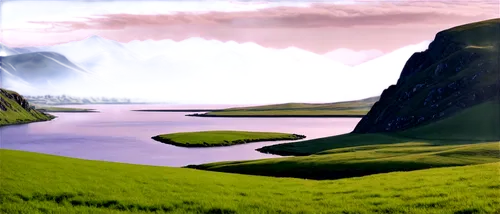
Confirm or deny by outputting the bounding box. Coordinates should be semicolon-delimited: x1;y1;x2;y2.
354;18;500;133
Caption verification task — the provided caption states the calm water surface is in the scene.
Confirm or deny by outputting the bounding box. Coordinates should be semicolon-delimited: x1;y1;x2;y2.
0;104;360;166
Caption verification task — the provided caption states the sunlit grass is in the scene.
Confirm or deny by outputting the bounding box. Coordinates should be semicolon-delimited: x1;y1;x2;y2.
1;149;499;214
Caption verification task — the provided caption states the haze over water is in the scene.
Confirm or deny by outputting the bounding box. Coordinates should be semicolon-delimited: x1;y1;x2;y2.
1;104;360;166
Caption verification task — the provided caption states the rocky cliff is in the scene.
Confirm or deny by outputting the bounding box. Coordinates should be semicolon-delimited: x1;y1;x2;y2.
0;88;54;126
353;18;500;133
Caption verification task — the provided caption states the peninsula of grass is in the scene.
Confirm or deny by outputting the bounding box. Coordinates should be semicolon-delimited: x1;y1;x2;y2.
188;100;500;180
34;106;98;113
187;96;378;118
1;149;499;214
151;130;306;147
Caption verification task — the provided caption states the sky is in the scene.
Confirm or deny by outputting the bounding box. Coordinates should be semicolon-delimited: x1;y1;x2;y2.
2;0;498;54
0;0;498;104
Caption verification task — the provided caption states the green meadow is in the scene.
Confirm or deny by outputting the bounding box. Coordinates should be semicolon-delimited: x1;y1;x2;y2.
152;131;305;147
1;149;499;214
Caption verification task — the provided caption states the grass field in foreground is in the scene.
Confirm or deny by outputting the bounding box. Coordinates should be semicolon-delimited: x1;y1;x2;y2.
151;131;305;147
1;149;499;214
191;100;500;179
191;96;378;117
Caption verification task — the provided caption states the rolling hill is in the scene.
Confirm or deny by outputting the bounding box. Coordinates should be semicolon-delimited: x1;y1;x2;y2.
189;96;379;117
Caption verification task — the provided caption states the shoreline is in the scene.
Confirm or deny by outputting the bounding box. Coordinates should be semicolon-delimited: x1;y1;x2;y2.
132;109;220;112
38;109;99;113
0;115;55;127
186;114;365;118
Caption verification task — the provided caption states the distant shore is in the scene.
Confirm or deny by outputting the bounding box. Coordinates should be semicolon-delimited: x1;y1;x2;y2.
186;113;365;118
132;109;220;112
31;102;155;106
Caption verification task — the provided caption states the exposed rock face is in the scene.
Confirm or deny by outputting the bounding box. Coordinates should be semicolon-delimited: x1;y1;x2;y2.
353;19;500;133
0;88;54;125
0;89;32;111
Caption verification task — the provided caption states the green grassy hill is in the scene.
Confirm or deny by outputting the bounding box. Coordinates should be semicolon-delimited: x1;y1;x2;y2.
1;149;499;214
190;96;378;117
0;88;54;126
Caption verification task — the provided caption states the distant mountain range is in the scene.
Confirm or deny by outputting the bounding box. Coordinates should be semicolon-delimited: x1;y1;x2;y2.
0;52;89;94
0;36;177;95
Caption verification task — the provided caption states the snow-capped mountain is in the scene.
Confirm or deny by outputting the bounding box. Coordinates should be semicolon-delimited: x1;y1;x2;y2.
33;36;142;62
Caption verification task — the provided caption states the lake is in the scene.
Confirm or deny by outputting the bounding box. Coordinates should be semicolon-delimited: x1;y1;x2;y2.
0;104;361;167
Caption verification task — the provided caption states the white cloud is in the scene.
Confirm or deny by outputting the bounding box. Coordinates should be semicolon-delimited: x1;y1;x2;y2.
4;36;431;104
323;49;384;66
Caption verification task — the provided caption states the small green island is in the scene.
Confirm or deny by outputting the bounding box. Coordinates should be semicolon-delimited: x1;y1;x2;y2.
151;131;306;147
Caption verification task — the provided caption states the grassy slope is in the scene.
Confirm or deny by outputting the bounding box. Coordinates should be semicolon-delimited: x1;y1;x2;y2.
0;89;54;126
196;96;378;117
151;131;305;147
191;100;500;179
1;149;499;214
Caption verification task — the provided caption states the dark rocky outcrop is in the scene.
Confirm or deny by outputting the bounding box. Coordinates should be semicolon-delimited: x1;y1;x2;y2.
0;89;33;111
353;19;500;133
